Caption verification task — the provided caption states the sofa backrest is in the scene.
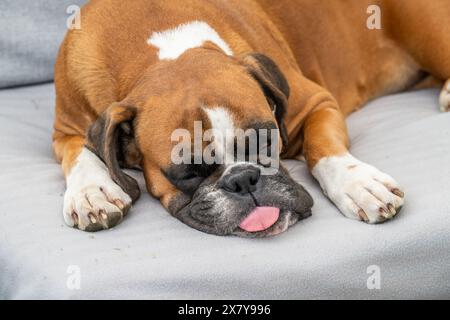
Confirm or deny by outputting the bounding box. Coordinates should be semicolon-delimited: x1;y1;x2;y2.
0;0;87;88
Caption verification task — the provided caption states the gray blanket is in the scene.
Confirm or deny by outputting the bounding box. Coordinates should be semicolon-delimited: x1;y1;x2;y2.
0;84;449;299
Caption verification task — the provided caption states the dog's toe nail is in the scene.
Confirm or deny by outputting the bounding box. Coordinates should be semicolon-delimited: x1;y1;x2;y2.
88;213;97;224
387;203;396;215
71;212;79;225
392;188;404;198
358;209;369;222
114;200;125;210
379;207;390;219
99;210;108;221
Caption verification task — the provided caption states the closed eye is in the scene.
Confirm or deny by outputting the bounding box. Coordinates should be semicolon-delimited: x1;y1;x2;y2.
163;163;219;195
180;172;198;180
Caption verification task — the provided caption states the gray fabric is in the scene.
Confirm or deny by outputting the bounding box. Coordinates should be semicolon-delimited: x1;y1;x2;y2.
0;0;86;88
0;84;449;299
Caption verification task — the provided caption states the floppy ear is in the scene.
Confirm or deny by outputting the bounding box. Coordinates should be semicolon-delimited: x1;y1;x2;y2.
86;103;141;202
241;53;290;148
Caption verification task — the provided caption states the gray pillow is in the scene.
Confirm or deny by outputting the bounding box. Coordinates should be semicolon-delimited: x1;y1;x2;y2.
0;0;87;88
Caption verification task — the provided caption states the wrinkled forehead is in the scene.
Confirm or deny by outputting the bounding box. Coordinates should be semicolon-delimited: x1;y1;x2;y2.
165;105;281;181
202;105;274;130
201;106;276;137
200;105;282;160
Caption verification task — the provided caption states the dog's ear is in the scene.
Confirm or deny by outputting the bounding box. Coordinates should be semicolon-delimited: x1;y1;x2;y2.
241;53;290;148
86;103;141;202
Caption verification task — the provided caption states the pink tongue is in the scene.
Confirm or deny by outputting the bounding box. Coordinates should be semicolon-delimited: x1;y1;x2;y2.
239;207;280;232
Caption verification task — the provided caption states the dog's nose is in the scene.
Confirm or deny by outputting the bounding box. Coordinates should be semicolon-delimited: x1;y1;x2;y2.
219;165;261;194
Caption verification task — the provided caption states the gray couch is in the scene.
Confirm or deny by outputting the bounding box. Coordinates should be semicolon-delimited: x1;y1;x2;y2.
1;1;449;299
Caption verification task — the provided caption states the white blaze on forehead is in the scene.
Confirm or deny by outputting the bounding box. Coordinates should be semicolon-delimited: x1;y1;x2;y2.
202;106;235;163
148;21;233;60
202;106;280;175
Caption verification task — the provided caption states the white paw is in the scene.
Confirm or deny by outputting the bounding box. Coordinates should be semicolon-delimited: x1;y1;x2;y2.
63;148;132;232
312;153;404;224
439;80;450;112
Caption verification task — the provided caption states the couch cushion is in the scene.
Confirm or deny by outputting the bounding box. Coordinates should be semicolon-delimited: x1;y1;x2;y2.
0;84;449;299
0;0;86;88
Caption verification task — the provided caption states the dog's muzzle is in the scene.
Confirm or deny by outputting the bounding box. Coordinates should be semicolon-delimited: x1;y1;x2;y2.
171;163;314;237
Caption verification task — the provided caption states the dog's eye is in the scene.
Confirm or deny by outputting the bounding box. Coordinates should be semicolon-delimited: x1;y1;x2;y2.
180;172;198;180
164;162;220;195
167;172;204;195
164;163;219;196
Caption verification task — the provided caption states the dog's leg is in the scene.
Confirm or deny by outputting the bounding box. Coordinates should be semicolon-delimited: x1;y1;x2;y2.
302;102;405;223
53;135;132;231
383;0;450;112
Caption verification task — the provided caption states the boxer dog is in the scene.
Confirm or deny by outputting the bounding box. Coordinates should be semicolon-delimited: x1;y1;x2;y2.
53;0;448;236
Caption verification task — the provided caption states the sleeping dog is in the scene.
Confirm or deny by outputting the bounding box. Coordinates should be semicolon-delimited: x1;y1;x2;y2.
54;0;449;236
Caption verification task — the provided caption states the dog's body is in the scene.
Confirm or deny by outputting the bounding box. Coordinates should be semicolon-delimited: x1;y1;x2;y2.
53;0;449;235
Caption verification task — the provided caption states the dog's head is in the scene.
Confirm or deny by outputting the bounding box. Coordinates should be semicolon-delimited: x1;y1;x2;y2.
86;47;313;237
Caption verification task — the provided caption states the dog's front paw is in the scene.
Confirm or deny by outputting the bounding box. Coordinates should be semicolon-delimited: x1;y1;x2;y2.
63;183;132;232
63;148;132;232
439;79;450;112
312;153;404;224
